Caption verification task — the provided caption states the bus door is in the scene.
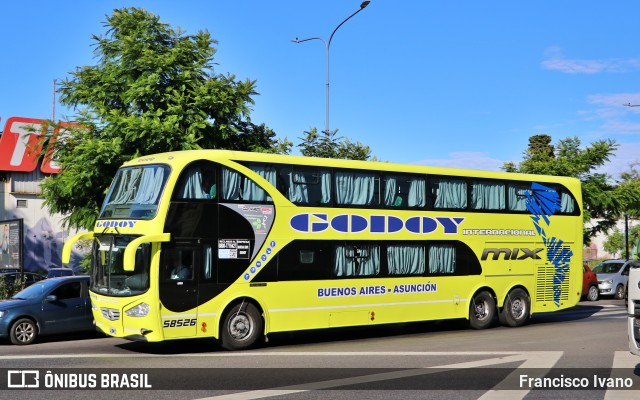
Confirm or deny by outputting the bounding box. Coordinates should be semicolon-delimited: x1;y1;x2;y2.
159;244;199;338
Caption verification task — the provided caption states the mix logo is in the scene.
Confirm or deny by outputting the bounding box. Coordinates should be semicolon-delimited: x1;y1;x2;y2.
290;213;464;235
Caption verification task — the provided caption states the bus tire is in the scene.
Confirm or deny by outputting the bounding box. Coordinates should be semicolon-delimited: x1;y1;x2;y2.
220;302;263;351
469;291;495;330
499;288;530;327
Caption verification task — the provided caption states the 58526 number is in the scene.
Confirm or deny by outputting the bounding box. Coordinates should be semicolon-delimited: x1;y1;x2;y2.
163;318;197;328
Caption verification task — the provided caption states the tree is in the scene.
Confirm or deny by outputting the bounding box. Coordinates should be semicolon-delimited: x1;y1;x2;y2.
503;134;620;243
298;128;372;161
40;7;286;230
603;225;640;258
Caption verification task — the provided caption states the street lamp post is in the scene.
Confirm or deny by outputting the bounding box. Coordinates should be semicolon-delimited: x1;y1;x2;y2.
292;1;370;134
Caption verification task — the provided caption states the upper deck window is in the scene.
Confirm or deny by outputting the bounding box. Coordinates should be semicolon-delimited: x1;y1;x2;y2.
221;166;275;203
100;165;169;219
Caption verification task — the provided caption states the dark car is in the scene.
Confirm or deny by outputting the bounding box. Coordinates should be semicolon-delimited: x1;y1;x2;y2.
0;272;46;287
46;268;75;278
0;276;94;345
582;264;598;301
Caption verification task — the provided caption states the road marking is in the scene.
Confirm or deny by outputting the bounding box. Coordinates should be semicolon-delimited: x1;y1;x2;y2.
192;351;563;400
604;351;640;400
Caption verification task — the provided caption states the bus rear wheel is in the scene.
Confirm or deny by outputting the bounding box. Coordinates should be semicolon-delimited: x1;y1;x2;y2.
469;291;495;329
499;288;530;327
220;302;263;351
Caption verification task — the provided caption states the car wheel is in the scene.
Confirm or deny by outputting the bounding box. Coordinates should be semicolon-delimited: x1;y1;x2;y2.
469;291;496;330
615;284;625;300
10;318;37;345
587;285;599;301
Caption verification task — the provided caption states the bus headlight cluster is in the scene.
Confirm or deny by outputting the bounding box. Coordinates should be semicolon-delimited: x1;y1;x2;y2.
125;302;150;317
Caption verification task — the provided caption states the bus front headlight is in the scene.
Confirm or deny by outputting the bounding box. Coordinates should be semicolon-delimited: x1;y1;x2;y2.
125;302;150;317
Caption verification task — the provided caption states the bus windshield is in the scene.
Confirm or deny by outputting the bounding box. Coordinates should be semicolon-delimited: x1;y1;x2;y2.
99;164;170;219
90;235;151;297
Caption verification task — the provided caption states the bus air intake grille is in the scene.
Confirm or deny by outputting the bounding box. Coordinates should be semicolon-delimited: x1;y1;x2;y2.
535;265;569;303
101;307;121;321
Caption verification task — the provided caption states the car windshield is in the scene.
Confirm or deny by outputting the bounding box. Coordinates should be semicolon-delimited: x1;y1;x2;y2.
99;164;170;220
11;280;50;300
90;234;151;297
592;262;624;274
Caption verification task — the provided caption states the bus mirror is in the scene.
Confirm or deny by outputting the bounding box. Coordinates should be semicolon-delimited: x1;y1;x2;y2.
123;233;171;271
62;232;95;264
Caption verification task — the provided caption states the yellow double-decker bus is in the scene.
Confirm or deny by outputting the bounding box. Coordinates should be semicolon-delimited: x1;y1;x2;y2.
63;150;583;350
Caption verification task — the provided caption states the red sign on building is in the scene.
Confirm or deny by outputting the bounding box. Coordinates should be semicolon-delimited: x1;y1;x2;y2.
0;116;73;174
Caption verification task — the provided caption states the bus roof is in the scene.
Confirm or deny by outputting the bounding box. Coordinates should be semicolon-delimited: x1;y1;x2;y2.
122;149;581;187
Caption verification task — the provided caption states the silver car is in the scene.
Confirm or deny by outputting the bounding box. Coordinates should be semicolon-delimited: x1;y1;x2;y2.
592;260;632;299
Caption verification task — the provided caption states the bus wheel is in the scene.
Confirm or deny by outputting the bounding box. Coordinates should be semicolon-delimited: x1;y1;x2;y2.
499;288;530;327
469;291;495;329
220;302;263;351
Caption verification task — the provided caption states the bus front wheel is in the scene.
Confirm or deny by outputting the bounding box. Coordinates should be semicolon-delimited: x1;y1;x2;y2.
220;302;263;351
469;291;495;329
499;288;530;327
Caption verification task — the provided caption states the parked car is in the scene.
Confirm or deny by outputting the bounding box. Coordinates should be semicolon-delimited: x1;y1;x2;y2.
46;268;75;278
0;276;94;345
582;264;599;301
592;259;633;300
0;272;46;288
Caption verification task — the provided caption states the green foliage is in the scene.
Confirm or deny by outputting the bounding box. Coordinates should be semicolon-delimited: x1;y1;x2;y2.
603;225;640;258
41;7;285;230
503;134;620;243
0;275;24;300
299;128;372;160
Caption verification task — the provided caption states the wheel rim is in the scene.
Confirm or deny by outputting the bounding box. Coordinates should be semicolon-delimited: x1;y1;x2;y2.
474;299;489;320
15;322;35;344
510;298;525;319
588;286;598;300
617;286;625;298
228;312;253;341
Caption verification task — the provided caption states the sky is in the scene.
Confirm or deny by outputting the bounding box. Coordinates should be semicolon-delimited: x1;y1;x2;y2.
2;1;640;177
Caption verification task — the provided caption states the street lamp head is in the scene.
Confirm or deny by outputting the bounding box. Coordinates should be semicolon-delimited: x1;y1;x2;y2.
291;38;300;43
360;1;370;9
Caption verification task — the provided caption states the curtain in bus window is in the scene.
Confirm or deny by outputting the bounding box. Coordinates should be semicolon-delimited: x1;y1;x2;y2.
320;171;331;204
560;192;574;213
110;168;143;204
471;182;505;210
387;244;425;275
384;177;398;206
287;171;309;203
433;179;467;209
222;168;241;200
334;244;380;276
203;245;213;280
132;166;165;204
335;172;375;205
428;244;455;274
408;179;426;207
243;166;275;202
508;186;529;211
177;168;207;199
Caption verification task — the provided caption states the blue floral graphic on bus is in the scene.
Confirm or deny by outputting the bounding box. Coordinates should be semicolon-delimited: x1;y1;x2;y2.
526;182;573;307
